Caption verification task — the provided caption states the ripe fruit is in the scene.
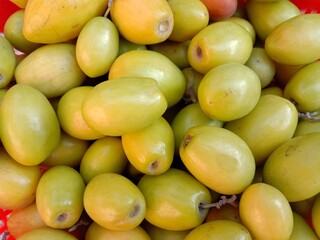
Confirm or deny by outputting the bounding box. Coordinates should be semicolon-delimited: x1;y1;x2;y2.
265;14;320;65
36;166;85;229
311;194;320;238
179;125;255;195
290;212;319;240
0;35;16;88
16;227;78;240
263;132;320;202
143;221;190;240
85;222;151;240
284;61;320;112
122;117;174;175
110;0;174;44
188;21;253;74
183;220;252;239
200;0;238;21
0;84;61;166
0;147;41;210
137;168;212;231
167;0;209;42
79;136;128;184
83;173;146;230
197;62;261;121
57;86;105;140
108;49;186;107
76;16;119;78
225;94;298;166
239;183;294;240
82;77;168;136
15;43;86;98
23;0;108;43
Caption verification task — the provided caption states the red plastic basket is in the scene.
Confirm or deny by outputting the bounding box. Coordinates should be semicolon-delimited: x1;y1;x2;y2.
0;0;320;239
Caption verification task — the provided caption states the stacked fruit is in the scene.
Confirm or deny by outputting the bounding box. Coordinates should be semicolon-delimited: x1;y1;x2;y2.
1;0;320;239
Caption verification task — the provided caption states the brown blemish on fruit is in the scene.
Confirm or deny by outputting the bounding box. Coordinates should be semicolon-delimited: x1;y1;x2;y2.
158;19;171;34
129;204;140;218
182;134;192;149
56;212;67;222
196;46;202;59
150;160;158;171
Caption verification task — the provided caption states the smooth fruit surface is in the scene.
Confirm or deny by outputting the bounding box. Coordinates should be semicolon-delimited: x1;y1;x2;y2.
0;35;16;88
17;227;77;240
239;183;294;240
0;84;61;166
83;173;146;231
180;125;255;194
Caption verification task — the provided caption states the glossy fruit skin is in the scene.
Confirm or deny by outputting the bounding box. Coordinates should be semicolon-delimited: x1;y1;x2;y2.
171;102;223;155
224;16;256;44
85;222;151;240
180;125;255;195
290;212;319;240
23;0;108;43
17;227;77;240
200;0;238;21
265;14;320;65
188;21;253;74
167;0;209;42
225;94;298;166
0;147;41;210
36;166;85;229
4;9;43;54
311;195;320;238
143;221;190;240
245;47;276;88
137;168;212;231
79;136;128;184
197;63;261;121
14;43;86;98
183;220;252;240
239;183;294;240
7;203;47;239
110;0;174;44
0;84;61;166
76;16;119;78
83;173;146;231
122;117;174;175
205;204;241;224
42;131;90;168
57;86;105;140
263;132;320;202
0;35;16;88
82;77;168;136
118;36;147;56
284;61;320;112
108;49;186;107
245;0;301;41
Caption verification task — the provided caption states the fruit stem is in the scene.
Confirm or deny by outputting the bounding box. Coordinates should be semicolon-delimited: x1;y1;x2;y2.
104;0;113;18
298;111;320;122
0;230;9;240
199;195;238;209
68;219;90;232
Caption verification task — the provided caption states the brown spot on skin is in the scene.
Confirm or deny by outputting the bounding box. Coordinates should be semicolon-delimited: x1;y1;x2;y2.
57;213;67;222
182;134;192;149
129;204;140;217
196;46;202;59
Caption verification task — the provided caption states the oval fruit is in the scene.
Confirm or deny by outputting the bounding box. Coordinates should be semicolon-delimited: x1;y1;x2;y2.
197;63;261;121
15;43;86;98
263;132;320;202
167;0;209;42
23;0;108;43
83;173;146;231
188;21;253;74
179;125;255;195
17;227;77;240
110;0;173;44
239;183;294;240
76;16;119;78
82;77;168;136
122;117;174;175
200;0;238;21
265;14;320;65
108;49;186;107
36;166;85;229
0;35;16;88
0;147;41;210
137;168;212;231
85;222;151;240
143;221;190;240
311;194;320;238
0;84;61;166
290;212;319;240
4;9;43;54
224;94;298;166
57;86;105;140
79;136;128;184
183;220;252;240
284;61;320;112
